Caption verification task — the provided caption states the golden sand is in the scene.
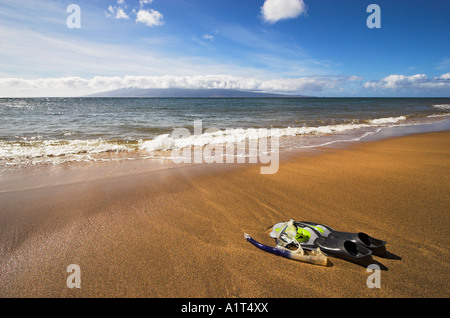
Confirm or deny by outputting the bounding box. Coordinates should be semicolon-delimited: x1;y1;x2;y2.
0;131;449;298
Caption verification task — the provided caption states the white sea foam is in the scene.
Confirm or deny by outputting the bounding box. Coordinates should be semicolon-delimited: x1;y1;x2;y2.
368;116;406;125
140;124;370;152
0;115;415;166
433;104;450;110
427;113;450;118
141;117;407;152
0;139;131;165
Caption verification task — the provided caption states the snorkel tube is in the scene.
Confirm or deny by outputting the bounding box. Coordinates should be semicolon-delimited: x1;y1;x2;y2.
244;233;328;266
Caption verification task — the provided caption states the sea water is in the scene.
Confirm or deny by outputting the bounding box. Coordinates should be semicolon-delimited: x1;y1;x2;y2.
0;97;449;167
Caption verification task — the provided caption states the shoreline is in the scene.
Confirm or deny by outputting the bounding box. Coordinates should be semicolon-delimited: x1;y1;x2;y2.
1;130;449;297
1;111;449;169
2;117;450;194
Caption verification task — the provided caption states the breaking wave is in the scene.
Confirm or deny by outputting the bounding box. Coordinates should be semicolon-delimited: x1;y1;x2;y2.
0;115;411;166
433;104;450;110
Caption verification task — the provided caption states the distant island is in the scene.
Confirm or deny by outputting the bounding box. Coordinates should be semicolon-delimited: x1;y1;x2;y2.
86;88;309;98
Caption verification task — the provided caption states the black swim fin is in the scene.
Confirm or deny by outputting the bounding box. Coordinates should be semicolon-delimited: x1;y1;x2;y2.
294;224;374;267
297;221;387;257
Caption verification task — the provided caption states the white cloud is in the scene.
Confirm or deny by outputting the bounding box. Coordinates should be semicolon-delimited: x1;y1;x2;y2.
261;0;307;24
0;25;312;81
0;75;357;97
115;8;129;19
106;3;129;20
106;5;114;17
438;72;450;80
202;34;215;41
364;73;450;91
136;9;164;27
140;0;154;6
107;0;162;23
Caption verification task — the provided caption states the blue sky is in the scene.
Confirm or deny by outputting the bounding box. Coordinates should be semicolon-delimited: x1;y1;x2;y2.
0;0;449;97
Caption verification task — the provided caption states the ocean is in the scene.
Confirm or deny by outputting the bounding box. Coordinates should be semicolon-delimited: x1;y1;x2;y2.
1;97;449;167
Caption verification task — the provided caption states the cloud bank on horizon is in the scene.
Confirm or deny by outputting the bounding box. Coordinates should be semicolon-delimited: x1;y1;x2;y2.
2;73;449;98
0;0;449;97
0;75;361;97
364;73;450;91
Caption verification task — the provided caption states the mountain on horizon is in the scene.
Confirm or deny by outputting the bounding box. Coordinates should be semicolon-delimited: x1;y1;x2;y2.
86;88;308;98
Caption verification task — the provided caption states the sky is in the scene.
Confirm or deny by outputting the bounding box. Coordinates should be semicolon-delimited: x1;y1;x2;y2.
0;0;449;97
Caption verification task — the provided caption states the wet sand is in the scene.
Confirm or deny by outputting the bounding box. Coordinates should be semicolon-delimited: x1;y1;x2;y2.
0;131;449;298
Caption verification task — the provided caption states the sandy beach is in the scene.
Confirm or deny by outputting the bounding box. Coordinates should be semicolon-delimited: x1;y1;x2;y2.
0;131;449;298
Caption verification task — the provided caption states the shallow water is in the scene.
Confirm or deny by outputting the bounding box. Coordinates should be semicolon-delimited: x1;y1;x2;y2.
1;97;449;167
